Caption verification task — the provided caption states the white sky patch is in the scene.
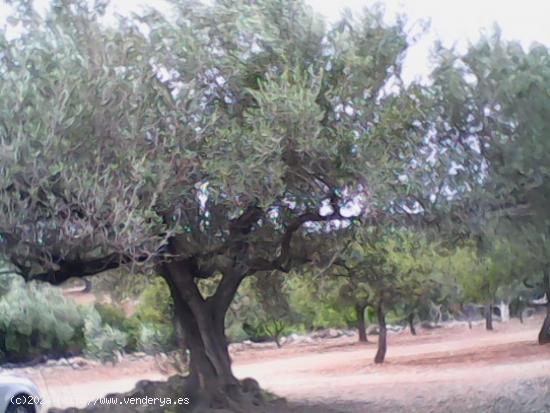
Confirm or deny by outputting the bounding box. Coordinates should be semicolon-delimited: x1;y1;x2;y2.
307;0;550;83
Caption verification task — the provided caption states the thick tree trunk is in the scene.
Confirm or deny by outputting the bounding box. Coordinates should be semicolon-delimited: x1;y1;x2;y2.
355;304;368;343
538;271;550;345
485;303;493;331
408;313;417;336
374;298;387;364
160;261;243;404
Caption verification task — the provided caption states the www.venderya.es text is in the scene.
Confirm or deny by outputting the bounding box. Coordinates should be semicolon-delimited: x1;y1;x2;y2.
90;396;190;407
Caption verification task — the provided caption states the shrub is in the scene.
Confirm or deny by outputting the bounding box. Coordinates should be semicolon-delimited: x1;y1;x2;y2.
225;323;249;343
95;303;127;326
133;278;176;353
82;307;127;363
137;323;175;354
0;270;135;364
0;276;86;362
95;303;141;352
135;278;174;324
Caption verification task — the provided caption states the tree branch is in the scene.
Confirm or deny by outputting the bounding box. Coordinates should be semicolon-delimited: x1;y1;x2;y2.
31;253;126;285
273;208;352;271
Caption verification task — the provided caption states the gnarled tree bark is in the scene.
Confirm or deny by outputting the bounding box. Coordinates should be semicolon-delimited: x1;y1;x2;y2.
160;260;244;405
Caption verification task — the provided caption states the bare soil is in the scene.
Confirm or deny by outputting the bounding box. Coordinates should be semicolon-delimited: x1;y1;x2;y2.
7;316;550;412
233;316;550;412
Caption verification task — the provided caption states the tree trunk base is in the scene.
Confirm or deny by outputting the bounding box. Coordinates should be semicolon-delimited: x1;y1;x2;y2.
485;304;494;331
48;375;288;413
356;304;368;343
375;300;387;364
408;313;417;336
374;350;385;364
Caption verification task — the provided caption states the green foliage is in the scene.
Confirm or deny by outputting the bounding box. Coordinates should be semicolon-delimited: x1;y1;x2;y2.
226;274;350;342
96;291;177;355
225;322;250;344
93;271;152;301
137;323;175;354
135;278;174;325
0;0;429;311
95;303;128;328
82;307;127;363
0;274;86;362
133;278;176;352
95;303;141;353
261;320;286;347
340;228;435;308
0;0;548;375
0;270;165;363
283;273;349;329
428;33;550;286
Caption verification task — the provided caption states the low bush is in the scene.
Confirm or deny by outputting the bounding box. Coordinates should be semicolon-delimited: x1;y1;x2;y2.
137;323;175;354
135;278;174;324
0;271;137;364
0;275;86;363
82;307;127;363
133;278;176;353
95;303;141;352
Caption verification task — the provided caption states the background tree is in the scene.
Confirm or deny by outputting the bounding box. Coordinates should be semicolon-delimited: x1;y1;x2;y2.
511;227;550;343
326;227;433;363
428;32;550;341
241;273;294;348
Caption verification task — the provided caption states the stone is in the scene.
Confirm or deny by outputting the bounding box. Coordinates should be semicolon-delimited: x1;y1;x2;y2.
327;329;342;338
57;358;70;366
69;357;89;369
132;352;147;358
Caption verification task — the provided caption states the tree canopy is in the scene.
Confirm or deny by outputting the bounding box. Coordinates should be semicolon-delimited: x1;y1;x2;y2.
0;0;434;402
1;0;550;407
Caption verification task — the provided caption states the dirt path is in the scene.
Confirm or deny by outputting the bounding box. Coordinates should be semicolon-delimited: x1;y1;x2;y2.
232;317;550;412
6;317;550;412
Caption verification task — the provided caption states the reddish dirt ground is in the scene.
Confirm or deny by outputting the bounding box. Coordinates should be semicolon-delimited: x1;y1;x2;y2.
8;316;550;412
233;317;550;412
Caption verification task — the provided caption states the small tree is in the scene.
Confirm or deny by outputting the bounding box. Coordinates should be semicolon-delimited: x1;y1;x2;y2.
452;237;518;331
326;227;433;363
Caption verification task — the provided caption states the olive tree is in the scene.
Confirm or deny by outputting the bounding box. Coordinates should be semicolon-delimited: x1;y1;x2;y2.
0;0;428;402
326;227;433;363
428;33;550;342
